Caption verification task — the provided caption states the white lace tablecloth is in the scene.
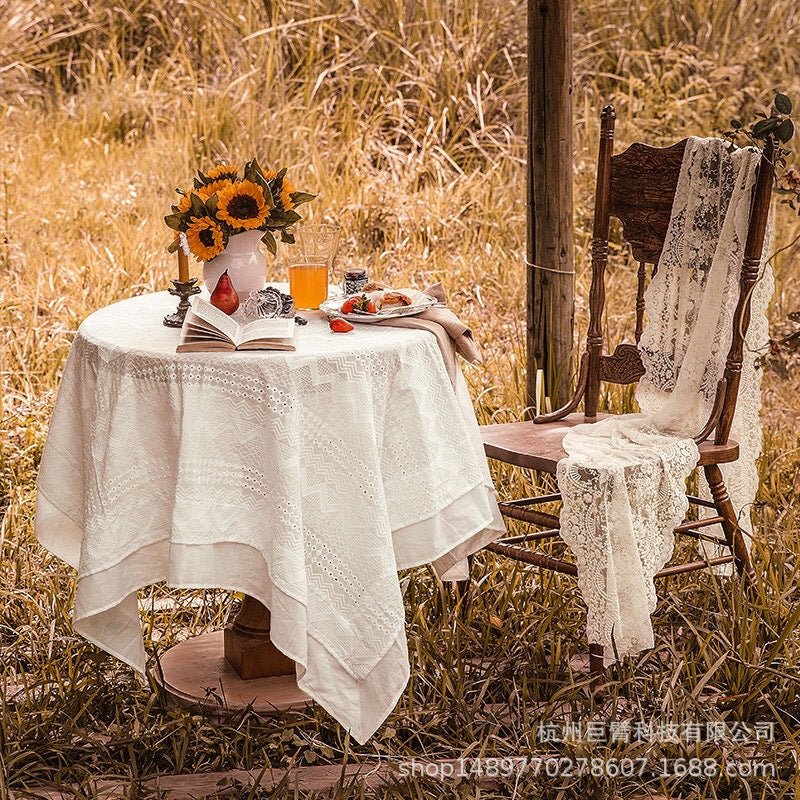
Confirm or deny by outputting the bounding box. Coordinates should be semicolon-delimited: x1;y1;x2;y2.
35;291;504;743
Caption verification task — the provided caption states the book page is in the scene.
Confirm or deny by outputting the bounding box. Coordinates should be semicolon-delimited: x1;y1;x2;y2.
189;298;241;343
184;323;229;342
236;340;296;351
240;317;296;345
177;298;297;351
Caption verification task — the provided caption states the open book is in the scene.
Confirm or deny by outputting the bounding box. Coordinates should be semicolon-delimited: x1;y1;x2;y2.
177;297;297;352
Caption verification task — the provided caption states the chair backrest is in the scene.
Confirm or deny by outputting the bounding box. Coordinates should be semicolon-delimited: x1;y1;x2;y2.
582;104;774;445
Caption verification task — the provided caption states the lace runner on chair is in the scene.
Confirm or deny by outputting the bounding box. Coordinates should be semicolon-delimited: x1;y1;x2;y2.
556;137;773;663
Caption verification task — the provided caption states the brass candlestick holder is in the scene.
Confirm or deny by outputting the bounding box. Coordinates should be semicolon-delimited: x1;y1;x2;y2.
163;277;201;328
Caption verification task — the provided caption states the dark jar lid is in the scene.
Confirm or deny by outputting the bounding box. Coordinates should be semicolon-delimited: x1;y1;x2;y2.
344;269;368;278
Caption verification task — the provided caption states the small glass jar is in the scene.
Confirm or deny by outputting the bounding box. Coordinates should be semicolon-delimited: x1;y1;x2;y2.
343;269;368;296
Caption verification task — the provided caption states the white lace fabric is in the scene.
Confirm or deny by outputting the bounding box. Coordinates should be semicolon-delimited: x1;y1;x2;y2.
35;292;504;744
557;138;772;663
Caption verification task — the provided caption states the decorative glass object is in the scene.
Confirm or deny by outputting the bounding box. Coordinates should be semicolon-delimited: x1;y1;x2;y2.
241;286;296;319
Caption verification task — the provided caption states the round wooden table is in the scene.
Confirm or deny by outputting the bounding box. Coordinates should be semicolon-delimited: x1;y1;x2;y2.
36;290;502;741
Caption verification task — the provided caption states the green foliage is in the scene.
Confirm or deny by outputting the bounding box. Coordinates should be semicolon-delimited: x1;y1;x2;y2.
260;229;277;255
727;91;795;143
162;159;315;260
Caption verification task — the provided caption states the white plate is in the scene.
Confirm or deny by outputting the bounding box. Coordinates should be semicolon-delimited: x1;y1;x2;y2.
320;290;437;322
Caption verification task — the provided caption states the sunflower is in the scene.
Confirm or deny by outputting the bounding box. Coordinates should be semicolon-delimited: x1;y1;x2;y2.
176;192;192;213
196;178;234;201
186;215;226;261
280;179;296;211
216;180;270;230
206;163;240;182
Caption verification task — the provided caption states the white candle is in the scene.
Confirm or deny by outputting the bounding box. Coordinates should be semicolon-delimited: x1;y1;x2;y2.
177;233;189;282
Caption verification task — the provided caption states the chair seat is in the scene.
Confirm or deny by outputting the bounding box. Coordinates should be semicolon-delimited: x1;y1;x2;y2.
480;412;739;473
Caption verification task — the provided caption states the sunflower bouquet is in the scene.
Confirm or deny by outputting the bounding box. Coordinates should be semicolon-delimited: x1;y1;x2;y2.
165;160;315;261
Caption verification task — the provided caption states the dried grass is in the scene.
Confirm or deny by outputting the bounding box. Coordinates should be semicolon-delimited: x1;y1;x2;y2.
1;0;799;797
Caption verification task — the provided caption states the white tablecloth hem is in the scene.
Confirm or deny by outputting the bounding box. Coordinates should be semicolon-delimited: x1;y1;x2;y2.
37;501;477;742
392;482;504;575
35;489;83;570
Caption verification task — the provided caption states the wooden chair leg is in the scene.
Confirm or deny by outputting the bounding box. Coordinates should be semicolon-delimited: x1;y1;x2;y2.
703;464;757;585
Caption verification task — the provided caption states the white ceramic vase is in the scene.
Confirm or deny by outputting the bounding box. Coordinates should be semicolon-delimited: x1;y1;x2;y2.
203;230;266;300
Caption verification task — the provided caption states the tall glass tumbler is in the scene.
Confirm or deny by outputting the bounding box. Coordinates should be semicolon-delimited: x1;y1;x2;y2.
289;223;342;310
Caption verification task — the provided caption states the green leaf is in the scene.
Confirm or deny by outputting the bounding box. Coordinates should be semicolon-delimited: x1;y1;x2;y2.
261;230;277;255
243;159;258;183
282;209;302;225
164;213;185;231
752;117;779;139
265;182;276;208
777;118;795;143
264;209;285;225
190;192;206;217
250;157;265;178
280;229;295;244
266;208;301;226
205;193;219;216
290;192;317;206
251;171;274;207
775;93;793;115
167;238;179;253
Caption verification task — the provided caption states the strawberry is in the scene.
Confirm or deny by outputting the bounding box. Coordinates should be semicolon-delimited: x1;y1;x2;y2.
365;300;378;314
330;317;354;333
340;297;356;314
348;293;371;313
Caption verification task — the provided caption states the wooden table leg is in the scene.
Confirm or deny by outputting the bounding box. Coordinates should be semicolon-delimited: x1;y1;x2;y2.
154;594;310;714
224;595;296;679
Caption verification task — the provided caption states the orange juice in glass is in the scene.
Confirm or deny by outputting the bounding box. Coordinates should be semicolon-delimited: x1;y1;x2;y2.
290;224;341;310
289;258;329;310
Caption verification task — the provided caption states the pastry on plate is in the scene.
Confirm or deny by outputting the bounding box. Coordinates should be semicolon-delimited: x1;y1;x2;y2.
381;291;412;307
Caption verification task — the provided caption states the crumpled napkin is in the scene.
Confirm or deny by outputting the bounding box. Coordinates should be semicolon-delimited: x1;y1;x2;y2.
373;282;482;384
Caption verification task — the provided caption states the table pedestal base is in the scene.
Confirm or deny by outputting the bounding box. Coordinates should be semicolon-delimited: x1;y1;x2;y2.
155;630;311;714
223;594;296;679
155;596;310;714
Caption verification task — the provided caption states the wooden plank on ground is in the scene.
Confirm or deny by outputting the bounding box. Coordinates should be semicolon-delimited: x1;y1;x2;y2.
10;766;673;799
10;763;392;799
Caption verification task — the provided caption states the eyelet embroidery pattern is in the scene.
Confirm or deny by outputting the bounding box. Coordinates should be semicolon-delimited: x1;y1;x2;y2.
37;295;502;744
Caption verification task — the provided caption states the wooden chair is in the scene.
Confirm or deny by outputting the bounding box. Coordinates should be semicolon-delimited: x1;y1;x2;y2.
479;105;775;675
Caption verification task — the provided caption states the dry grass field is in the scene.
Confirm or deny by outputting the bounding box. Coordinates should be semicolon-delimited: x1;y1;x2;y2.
1;0;800;797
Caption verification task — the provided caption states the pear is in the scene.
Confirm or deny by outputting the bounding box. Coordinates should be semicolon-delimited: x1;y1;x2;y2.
210;270;240;315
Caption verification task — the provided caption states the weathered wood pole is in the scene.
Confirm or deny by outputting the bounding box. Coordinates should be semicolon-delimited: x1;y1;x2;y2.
526;0;574;411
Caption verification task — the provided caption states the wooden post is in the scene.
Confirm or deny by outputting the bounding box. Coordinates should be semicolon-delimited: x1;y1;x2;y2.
526;0;574;411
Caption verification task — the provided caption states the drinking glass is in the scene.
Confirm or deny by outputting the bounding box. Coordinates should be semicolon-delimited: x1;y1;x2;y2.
289;224;341;310
288;255;330;311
